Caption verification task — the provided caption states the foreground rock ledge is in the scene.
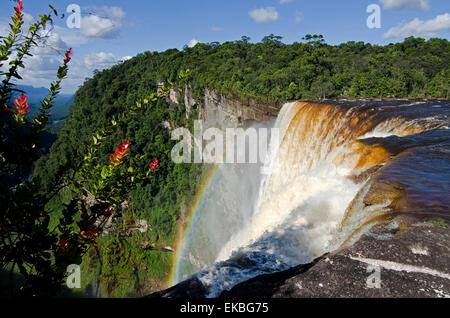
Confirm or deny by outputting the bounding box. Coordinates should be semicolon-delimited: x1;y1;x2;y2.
148;221;449;298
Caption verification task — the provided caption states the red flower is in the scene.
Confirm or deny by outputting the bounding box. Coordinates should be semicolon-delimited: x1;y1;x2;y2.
109;153;120;165
110;140;130;165
149;158;159;171
13;93;29;115
64;48;72;64
116;140;130;157
80;229;99;239
59;238;70;251
14;1;23;18
104;207;114;217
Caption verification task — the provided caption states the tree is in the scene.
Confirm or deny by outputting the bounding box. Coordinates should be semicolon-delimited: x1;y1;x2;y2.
240;36;251;44
0;1;165;296
302;34;325;46
311;76;335;99
262;34;284;46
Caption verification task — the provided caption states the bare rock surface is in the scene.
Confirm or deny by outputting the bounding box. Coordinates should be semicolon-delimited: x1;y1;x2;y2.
221;221;450;298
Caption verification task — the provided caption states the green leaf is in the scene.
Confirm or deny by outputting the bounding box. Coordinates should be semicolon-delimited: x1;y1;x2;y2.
49;5;58;16
101;165;109;179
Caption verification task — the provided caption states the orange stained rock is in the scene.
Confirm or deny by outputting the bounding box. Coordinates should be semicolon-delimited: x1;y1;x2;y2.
351;141;391;169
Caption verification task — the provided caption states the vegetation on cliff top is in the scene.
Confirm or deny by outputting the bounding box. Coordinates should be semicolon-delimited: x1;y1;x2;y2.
144;34;448;101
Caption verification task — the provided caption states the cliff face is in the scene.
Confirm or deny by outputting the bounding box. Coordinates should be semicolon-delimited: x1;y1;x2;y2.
168;85;280;128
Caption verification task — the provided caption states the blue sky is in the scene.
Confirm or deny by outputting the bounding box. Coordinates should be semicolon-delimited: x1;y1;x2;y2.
1;0;449;93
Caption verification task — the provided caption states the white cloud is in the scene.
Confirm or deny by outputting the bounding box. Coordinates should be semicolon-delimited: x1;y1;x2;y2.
0;8;129;93
64;52;130;92
102;6;126;20
249;7;279;24
379;0;430;10
47;6;126;44
5;51;127;93
50;25;89;47
383;13;450;38
120;56;133;62
33;20;68;53
1;12;68;59
81;7;126;39
1;44;127;92
63;52;130;92
19;55;62;86
188;38;200;47
279;0;293;4
1;7;126;46
82;52;120;69
81;15;117;38
210;25;224;32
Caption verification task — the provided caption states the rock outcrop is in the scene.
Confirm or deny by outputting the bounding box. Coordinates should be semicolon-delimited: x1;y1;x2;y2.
167;84;280;128
221;220;450;298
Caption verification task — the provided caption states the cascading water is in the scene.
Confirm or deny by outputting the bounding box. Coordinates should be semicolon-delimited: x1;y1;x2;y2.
173;100;450;297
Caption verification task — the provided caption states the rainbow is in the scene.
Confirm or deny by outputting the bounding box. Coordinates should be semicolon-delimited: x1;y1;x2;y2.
166;121;271;287
167;164;221;286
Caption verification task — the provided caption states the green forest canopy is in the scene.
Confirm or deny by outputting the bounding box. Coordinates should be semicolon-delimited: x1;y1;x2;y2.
141;35;448;101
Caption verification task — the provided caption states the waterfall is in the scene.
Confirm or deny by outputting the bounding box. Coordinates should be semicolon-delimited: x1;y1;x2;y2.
173;100;449;297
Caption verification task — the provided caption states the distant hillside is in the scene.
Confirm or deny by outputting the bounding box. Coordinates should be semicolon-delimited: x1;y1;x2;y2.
11;85;74;121
9;85;75;152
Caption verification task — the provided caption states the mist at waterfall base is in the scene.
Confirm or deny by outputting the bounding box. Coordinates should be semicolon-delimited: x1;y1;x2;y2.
172;101;450;297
